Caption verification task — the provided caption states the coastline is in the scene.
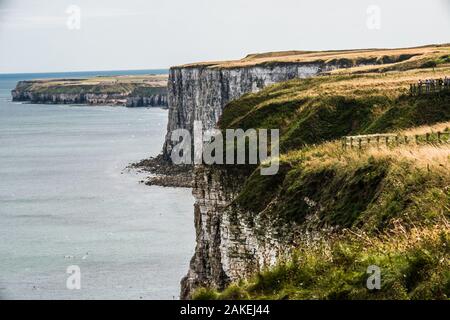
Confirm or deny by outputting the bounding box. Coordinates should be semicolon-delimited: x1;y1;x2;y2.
11;74;169;108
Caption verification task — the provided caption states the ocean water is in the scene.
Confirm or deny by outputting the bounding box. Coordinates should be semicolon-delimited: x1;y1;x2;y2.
0;70;195;300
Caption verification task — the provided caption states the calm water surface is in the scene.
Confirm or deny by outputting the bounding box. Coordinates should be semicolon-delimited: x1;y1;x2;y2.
0;71;194;299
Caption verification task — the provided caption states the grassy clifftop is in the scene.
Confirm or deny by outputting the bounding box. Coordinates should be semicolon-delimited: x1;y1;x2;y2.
219;66;450;152
178;44;450;70
13;74;168;95
194;48;450;300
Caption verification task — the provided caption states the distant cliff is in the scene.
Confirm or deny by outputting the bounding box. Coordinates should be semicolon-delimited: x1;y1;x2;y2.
11;74;168;108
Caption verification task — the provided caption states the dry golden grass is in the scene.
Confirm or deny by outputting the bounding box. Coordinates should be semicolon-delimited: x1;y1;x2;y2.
282;133;450;176
319;66;450;98
178;44;450;69
366;144;450;171
27;74;168;89
235;65;450;107
399;121;450;136
343;215;450;256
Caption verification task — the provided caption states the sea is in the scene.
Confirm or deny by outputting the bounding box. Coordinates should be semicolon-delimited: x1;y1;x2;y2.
0;70;195;300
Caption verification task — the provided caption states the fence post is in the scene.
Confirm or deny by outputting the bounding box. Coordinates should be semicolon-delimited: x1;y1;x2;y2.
350;137;353;149
426;133;430;142
385;136;389;147
415;135;419;144
438;132;441;143
358;138;362;150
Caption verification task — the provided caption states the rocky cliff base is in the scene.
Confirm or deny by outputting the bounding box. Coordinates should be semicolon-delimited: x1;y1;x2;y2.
130;155;194;188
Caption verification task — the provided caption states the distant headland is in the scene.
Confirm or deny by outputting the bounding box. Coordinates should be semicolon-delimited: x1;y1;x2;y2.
11;74;168;108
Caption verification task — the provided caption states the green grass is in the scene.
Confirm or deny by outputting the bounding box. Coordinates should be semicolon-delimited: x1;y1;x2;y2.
235;144;450;230
193;220;450;300
219;75;450;154
194;62;450;300
13;75;167;97
364;92;450;133
216;70;450;229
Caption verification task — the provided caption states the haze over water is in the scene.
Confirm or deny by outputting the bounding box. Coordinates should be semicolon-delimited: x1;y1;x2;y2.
0;70;195;299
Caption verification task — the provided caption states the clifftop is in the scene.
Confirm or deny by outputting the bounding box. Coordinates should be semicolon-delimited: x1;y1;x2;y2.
11;74;169;107
13;74;168;95
176;44;450;70
162;44;450;160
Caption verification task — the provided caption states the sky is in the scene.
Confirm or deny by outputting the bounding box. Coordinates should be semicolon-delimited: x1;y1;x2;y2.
0;0;449;73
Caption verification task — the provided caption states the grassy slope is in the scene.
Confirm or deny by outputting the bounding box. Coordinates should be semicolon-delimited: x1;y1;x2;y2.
219;69;450;151
195;220;450;300
193;48;450;300
179;44;450;69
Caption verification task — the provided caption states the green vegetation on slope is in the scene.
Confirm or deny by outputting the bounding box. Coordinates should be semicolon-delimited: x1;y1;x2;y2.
219;72;450;153
196;59;450;300
193;220;450;300
195;143;450;299
236;141;450;230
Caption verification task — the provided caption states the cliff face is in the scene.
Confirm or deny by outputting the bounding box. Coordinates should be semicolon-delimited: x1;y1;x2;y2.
11;76;169;108
11;88;128;105
126;94;168;108
163;63;331;159
173;62;344;299
165;45;450;299
12;85;168;107
180;166;286;299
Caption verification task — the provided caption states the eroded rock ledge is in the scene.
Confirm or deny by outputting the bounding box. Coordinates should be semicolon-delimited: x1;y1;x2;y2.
130;155;194;188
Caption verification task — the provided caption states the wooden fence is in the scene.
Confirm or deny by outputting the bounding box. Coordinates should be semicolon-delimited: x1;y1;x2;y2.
410;83;450;95
342;131;450;150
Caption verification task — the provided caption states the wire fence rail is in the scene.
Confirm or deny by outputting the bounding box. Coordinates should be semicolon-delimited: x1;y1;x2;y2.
410;81;450;95
342;131;450;150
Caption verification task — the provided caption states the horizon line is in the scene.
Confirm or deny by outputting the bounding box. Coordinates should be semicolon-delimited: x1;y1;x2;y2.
0;67;170;76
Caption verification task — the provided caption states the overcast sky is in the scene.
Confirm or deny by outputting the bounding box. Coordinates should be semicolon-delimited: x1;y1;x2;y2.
0;0;449;73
